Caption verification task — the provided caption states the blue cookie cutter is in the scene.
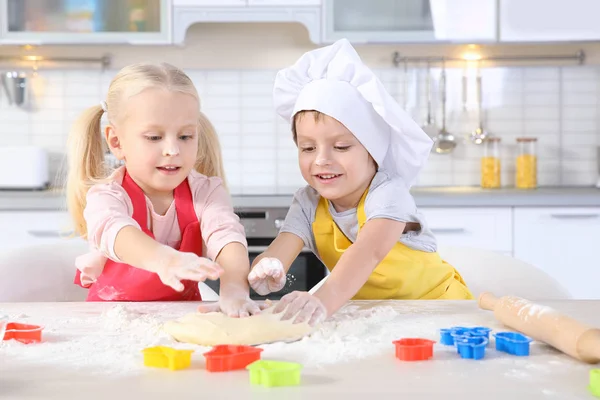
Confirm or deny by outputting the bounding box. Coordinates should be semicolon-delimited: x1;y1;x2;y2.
454;336;488;360
440;326;492;346
493;332;533;356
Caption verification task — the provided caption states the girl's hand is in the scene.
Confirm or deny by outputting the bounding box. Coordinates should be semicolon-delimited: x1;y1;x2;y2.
273;291;327;326
197;295;267;318
248;257;286;295
148;245;223;292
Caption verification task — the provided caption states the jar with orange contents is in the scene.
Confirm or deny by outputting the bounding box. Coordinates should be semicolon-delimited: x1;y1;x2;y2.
516;137;537;189
481;137;501;188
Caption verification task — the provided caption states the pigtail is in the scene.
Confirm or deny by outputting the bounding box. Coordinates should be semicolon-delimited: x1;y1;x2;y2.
196;111;228;191
66;105;106;238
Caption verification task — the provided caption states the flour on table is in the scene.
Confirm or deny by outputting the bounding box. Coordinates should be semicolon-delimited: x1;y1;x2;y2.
0;302;590;378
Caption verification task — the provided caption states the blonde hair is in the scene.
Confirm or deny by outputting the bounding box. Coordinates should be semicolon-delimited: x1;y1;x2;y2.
66;62;225;238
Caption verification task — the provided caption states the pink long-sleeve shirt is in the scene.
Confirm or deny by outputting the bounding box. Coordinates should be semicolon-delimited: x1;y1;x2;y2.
75;167;247;286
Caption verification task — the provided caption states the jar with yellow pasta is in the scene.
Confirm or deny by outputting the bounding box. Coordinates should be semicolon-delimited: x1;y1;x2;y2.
481;137;501;188
516;137;537;189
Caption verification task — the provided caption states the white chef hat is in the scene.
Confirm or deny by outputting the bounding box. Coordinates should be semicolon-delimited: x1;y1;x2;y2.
273;39;433;187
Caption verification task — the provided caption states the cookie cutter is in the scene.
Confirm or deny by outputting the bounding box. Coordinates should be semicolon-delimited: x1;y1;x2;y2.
247;360;302;387
142;346;194;371
590;369;600;398
392;338;435;361
204;345;263;372
454;336;488;360
3;322;44;344
440;326;492;346
493;332;533;356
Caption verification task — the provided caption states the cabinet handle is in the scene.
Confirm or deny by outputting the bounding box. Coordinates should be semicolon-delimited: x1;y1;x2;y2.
549;214;600;220
27;230;73;238
431;228;466;234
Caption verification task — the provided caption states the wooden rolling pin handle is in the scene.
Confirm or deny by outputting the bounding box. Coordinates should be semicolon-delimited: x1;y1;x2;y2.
577;328;600;364
478;292;499;311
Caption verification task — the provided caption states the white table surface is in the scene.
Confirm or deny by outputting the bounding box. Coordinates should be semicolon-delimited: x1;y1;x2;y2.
0;300;599;400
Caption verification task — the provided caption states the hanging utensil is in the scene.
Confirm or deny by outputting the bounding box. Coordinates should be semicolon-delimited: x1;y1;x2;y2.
1;71;28;106
469;71;489;145
462;60;468;112
421;60;437;137
402;57;409;110
434;61;456;154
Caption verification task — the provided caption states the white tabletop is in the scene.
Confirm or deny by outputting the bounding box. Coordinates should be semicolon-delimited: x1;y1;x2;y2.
0;300;598;400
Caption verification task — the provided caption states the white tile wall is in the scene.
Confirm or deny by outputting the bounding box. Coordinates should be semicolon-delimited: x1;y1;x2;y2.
0;65;598;194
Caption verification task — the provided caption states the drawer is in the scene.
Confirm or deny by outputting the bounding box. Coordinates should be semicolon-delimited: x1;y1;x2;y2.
0;211;74;252
420;207;513;252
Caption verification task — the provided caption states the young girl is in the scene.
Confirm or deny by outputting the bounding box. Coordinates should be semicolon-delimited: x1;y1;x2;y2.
68;62;261;317
248;39;474;326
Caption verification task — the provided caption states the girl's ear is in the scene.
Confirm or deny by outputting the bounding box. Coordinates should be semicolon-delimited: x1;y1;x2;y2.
105;125;125;160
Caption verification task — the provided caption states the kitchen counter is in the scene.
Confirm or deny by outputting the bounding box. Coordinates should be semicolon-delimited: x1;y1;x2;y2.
1;186;599;211
0;300;598;399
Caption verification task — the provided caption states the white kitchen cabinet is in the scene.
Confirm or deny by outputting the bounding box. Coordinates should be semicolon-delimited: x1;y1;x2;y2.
172;2;321;44
322;0;497;44
514;208;600;299
0;0;171;45
500;0;600;42
420;207;513;253
0;211;76;253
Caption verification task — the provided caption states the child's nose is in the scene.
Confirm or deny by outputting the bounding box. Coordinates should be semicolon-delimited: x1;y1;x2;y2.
163;140;180;156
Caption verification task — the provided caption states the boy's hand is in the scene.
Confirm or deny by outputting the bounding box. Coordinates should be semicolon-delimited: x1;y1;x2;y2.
273;291;327;327
248;257;287;295
148;245;223;292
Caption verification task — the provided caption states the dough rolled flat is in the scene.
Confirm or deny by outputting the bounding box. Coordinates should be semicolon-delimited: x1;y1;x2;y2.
163;306;315;346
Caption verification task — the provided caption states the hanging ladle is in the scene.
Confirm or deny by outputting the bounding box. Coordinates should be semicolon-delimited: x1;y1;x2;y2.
434;61;456;154
421;60;438;137
469;72;489;145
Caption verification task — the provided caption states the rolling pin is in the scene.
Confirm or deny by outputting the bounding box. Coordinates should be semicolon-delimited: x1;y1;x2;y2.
478;292;600;364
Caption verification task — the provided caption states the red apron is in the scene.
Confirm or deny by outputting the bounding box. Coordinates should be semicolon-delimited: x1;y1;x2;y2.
75;171;203;302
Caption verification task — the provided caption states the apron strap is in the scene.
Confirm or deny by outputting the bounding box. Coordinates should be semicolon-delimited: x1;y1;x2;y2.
173;177;197;234
121;170;152;236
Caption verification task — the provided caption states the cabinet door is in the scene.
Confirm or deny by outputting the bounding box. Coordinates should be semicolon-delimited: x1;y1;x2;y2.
514;208;600;299
0;211;75;253
322;0;496;43
420;208;513;253
500;0;600;42
2;0;171;44
430;0;497;41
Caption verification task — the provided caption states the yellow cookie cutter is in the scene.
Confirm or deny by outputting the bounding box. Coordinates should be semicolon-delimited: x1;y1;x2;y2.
142;346;194;371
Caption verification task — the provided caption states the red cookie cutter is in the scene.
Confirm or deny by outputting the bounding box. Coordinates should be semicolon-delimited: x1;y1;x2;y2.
392;338;435;361
203;345;263;372
3;323;44;344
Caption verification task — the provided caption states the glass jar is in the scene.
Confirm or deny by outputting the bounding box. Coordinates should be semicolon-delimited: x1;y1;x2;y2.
481;137;501;188
516;137;537;189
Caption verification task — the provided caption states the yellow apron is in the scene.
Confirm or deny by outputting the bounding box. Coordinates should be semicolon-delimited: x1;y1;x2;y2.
312;191;474;300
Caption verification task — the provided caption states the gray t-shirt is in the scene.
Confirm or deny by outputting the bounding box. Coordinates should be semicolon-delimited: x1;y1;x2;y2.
280;170;437;259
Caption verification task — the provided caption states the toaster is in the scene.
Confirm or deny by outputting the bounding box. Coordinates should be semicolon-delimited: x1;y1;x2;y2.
0;146;49;190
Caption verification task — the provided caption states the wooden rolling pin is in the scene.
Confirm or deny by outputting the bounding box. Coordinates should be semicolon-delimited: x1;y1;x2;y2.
478;292;600;364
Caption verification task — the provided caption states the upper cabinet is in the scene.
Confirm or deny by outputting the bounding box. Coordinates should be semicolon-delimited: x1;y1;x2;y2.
172;0;321;44
500;0;600;42
0;0;171;44
321;0;497;44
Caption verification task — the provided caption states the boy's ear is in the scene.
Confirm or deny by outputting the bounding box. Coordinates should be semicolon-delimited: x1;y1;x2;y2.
104;125;124;160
